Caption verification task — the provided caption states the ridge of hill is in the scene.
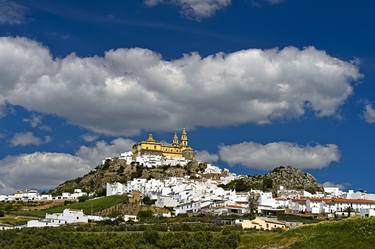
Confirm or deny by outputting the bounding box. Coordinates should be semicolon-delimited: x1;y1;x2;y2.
221;166;323;193
52;157;322;196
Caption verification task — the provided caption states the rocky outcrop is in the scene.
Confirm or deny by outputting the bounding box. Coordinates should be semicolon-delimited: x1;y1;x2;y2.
222;166;323;193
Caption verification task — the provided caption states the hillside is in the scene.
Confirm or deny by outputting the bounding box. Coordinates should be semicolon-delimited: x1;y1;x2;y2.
51;159;208;195
222;166;323;193
11;195;128;218
239;216;375;249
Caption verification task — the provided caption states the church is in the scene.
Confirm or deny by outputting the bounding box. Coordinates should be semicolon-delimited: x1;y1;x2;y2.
132;128;195;160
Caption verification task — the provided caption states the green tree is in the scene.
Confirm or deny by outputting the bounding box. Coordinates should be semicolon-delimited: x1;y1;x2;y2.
344;206;355;217
142;196;155;206
102;159;111;170
138;210;154;220
262;177;273;191
143;229;160;245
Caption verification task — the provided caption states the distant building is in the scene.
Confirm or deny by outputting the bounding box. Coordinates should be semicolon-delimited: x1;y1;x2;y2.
45;209;89;224
132;128;195;160
26;209;109;228
238;217;286;230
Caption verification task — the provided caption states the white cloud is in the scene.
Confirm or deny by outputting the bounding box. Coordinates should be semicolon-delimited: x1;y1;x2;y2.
219;141;340;169
145;0;231;19
0;0;26;24
0;37;361;136
10;132;51;147
322;181;346;190
81;134;99;142
0;152;91;194
363;104;375;124
23;114;42;128
196;150;219;162
0;137;135;194
23;114;52;131
76;138;135;166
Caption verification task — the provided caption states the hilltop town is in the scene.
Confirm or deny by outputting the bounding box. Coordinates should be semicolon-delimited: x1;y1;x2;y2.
1;129;375;233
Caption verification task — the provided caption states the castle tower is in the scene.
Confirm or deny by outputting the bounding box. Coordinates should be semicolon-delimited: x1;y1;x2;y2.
180;128;188;147
172;132;179;146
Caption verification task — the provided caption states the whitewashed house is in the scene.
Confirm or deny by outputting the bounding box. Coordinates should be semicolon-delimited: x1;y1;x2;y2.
155;196;179;208
119;151;133;164
106;182;127;196
27;220;59;228
174;201;201;215
360;208;375;217
46;209;89;224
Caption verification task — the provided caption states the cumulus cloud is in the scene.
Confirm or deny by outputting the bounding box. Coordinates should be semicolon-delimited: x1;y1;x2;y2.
145;0;231;19
0;152;91;194
196;150;219;163
76;138;134;166
363;104;375;124
219;142;340;169
10;132;51;146
0;137;135;194
0;0;26;24
0;37;361;135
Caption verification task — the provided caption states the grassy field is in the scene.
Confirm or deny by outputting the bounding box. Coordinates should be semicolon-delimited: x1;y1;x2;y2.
9;195;128;218
0;215;34;225
238;216;375;249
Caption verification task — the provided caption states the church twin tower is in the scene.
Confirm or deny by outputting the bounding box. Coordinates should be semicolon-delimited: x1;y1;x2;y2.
172;128;188;147
132;128;195;160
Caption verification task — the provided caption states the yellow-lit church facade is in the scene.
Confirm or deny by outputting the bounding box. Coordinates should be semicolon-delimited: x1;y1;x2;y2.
132;128;195;160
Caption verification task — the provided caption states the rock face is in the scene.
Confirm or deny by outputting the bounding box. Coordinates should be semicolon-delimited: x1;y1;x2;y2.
267;166;323;192
222;166;323;193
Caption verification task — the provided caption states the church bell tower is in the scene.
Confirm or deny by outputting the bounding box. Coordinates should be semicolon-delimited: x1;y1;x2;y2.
180;128;188;147
172;132;179;146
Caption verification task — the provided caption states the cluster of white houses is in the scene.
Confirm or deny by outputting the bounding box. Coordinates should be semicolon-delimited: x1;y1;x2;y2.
108;176;375;219
254;186;375;218
104;151;192;168
0;189;88;202
106;166;244;216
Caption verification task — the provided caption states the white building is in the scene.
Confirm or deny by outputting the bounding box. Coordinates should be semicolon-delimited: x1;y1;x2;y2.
360;208;375;217
204;164;222;174
46;209;89;224
106;182;127;196
155;196;179;208
174;201;201;215
27;220;59;228
119;151;133;164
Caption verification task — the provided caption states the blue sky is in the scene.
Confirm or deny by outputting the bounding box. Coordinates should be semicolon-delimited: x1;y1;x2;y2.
0;0;374;193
